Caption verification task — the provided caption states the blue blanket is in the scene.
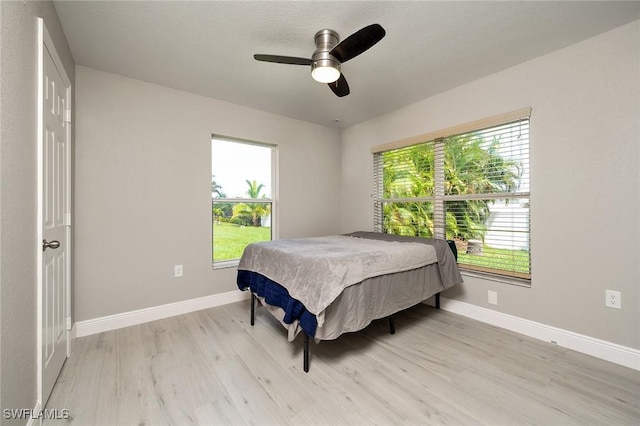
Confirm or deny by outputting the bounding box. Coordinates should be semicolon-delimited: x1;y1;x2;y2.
237;270;318;337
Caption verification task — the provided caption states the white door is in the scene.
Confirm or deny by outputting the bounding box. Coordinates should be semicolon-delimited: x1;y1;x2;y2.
38;19;71;406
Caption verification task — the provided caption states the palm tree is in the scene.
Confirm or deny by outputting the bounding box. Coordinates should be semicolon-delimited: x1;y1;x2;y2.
231;180;270;227
443;134;521;240
382;143;436;237
245;179;265;199
211;175;225;198
381;132;522;240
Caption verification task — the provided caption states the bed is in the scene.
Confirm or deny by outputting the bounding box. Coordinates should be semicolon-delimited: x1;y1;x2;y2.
236;231;463;372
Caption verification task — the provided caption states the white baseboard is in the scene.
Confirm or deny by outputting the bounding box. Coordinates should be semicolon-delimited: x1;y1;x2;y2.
75;290;251;338
440;297;640;371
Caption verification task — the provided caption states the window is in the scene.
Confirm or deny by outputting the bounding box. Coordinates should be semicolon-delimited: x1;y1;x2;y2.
211;136;276;268
373;109;530;284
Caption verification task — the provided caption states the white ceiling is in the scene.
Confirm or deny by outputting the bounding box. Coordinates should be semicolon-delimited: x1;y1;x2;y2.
53;1;640;129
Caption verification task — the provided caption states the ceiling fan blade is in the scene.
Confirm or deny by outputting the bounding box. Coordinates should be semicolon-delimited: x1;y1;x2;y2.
253;54;312;66
330;24;386;63
328;74;350;97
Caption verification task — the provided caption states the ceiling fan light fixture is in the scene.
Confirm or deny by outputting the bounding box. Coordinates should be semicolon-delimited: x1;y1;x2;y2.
311;62;341;83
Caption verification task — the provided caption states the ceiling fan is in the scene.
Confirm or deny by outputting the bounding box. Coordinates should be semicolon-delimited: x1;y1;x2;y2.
253;24;386;97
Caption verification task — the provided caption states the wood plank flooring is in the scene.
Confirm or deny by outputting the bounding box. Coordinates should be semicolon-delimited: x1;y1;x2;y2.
45;301;640;425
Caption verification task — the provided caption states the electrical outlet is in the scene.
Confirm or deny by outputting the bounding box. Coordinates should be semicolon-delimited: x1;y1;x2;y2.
174;264;183;278
605;290;621;309
488;290;498;305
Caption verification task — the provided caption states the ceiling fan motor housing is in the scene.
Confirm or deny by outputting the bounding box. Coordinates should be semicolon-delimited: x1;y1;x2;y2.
312;29;341;74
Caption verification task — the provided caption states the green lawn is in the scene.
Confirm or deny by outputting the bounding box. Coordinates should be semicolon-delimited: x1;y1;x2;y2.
457;245;530;275
213;222;271;261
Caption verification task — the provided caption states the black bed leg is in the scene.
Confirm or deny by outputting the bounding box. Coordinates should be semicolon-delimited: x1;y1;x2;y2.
303;333;310;373
388;316;396;334
435;293;441;309
250;293;256;326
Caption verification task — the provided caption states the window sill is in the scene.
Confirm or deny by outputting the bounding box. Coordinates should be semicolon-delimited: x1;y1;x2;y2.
213;259;240;270
460;268;531;288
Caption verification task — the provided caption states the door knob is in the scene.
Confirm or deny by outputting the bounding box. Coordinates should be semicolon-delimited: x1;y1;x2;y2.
42;239;61;251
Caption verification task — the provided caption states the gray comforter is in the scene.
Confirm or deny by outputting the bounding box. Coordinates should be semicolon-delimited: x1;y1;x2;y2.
238;235;437;322
344;231;462;290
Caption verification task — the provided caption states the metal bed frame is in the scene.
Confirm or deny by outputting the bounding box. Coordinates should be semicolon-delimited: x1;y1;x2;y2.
249;291;441;372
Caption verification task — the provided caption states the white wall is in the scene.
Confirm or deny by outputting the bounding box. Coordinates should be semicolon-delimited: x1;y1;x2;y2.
0;1;75;421
341;21;640;349
74;66;342;322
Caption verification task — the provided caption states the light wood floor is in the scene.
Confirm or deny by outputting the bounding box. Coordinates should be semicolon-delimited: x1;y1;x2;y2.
45;301;640;425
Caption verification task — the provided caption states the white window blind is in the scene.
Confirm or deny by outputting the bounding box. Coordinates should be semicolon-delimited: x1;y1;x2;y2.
373;110;531;283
